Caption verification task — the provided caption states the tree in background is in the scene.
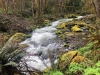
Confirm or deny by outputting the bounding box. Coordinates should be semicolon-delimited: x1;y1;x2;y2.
0;0;9;15
64;0;83;14
93;0;100;18
82;0;94;14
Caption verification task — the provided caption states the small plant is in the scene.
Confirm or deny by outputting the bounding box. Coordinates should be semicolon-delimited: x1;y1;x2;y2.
66;62;84;75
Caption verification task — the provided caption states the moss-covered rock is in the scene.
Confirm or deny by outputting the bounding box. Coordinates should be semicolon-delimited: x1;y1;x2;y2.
56;30;63;34
60;51;81;61
44;19;51;26
56;20;94;40
0;33;26;57
71;25;82;32
64;32;75;37
9;33;26;42
71;56;85;63
57;22;66;29
59;51;81;69
58;34;65;39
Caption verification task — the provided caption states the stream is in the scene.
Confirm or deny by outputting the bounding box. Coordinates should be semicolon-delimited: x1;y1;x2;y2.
19;16;83;73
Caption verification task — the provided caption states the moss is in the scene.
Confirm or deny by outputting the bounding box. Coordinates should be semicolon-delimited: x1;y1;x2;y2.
71;25;82;32
57;22;66;29
26;34;32;38
65;32;75;37
9;33;26;43
44;19;50;26
56;30;62;34
59;51;81;69
60;51;80;61
58;34;65;39
63;44;69;47
71;56;85;63
1;33;26;52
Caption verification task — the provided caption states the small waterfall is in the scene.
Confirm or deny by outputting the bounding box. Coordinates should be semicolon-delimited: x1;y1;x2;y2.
20;16;83;72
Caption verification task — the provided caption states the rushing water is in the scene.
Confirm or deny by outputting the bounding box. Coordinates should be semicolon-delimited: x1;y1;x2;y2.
20;16;83;72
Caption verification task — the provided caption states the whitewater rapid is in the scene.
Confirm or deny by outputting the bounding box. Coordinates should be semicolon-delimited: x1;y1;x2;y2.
20;16;83;72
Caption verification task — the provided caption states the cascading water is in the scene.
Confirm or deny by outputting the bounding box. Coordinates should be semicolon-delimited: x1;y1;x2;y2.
20;16;83;72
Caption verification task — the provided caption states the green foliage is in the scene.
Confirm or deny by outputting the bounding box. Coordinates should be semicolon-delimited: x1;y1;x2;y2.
66;0;83;13
66;62;84;75
43;70;63;75
78;42;94;54
52;71;63;75
83;61;100;75
84;68;100;75
95;61;100;67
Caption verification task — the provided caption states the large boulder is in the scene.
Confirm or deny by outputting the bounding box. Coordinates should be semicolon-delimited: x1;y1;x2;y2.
0;33;26;59
59;51;81;69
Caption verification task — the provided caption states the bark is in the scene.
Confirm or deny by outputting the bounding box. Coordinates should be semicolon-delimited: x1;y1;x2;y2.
93;0;100;18
37;0;42;23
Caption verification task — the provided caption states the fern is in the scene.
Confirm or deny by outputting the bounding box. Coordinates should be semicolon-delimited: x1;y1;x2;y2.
66;62;84;75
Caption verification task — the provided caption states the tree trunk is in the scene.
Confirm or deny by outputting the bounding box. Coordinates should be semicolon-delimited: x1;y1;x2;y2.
37;0;42;23
93;0;100;18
